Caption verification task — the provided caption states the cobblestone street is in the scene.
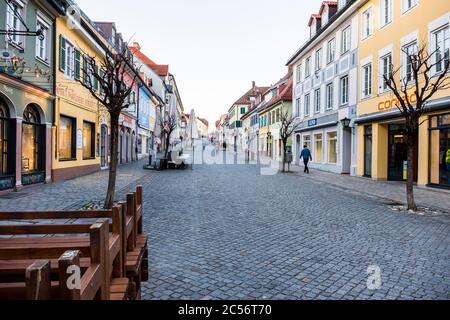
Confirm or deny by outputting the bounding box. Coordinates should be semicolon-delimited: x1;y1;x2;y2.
0;158;449;300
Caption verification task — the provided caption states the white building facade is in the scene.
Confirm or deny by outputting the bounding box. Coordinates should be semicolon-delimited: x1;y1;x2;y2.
288;0;360;175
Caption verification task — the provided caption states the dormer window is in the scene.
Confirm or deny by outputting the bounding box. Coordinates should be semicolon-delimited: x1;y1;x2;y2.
111;28;116;46
322;7;328;25
338;0;348;10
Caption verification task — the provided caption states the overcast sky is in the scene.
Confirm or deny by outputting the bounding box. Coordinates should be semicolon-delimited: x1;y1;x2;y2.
76;0;318;128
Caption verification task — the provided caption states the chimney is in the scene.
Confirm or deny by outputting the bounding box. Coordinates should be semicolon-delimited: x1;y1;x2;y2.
252;81;256;89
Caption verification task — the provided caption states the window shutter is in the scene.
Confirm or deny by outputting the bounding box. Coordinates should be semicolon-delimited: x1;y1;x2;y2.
59;35;66;72
74;49;81;80
99;68;105;95
94;65;99;91
83;55;88;85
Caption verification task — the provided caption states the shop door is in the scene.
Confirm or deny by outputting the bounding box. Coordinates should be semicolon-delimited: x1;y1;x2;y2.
388;125;417;181
364;126;373;177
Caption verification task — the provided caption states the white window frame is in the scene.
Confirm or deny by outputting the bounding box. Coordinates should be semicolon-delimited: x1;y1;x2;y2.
380;53;393;92
402;0;418;15
305;57;311;78
304;94;310;117
6;0;25;47
341;25;351;54
36;13;51;63
362;63;372;98
326;83;333;110
380;0;393;28
296;64;302;83
340;75;349;105
64;39;75;79
402;41;418;84
314;89;321;114
315;48;322;71
327;38;336;64
362;7;373;39
431;25;449;75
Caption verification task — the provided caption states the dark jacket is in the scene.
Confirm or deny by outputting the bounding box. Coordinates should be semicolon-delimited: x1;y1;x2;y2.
300;148;312;161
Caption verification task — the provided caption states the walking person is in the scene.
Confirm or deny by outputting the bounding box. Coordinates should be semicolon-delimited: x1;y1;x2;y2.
300;145;312;174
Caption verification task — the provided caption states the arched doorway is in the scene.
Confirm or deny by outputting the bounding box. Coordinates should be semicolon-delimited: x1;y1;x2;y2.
0;99;14;190
100;124;107;168
22;104;45;186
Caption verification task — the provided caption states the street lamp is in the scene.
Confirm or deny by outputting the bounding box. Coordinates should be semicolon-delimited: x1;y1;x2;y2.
340;117;351;129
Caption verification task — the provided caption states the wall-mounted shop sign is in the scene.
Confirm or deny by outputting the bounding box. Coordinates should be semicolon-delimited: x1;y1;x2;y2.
308;119;317;127
77;129;83;149
377;93;417;111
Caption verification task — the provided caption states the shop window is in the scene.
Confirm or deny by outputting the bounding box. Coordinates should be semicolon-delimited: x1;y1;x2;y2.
327;132;337;164
22;105;42;173
315;134;323;163
429;113;450;187
303;135;311;150
83;121;95;159
59;115;76;160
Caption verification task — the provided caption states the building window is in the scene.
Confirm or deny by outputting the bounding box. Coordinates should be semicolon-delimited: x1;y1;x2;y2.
303;135;311;149
402;0;417;13
314;89;321;114
362;63;372;97
83;121;95;159
429;113;450;187
305;57;311;78
276;109;280;123
381;53;392;91
362;8;372;39
340;75;349;105
304;94;311;117
327;132;338;164
341;26;351;54
432;25;449;74
0;102;10;176
296;64;302;83
380;0;393;27
315;48;322;71
22;105;42;173
403;41;417;83
314;134;323;163
59;115;76;160
64;39;75;78
240;107;246;115
296;98;301;117
327;38;335;64
6;0;24;46
326;83;333;110
36;15;50;62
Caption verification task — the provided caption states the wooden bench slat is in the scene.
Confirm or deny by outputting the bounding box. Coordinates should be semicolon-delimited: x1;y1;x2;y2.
0;211;113;220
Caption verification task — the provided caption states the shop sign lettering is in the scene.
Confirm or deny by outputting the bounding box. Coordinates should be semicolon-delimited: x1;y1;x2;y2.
378;93;417;111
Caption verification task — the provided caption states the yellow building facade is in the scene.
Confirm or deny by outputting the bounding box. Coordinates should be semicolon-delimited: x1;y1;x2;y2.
356;0;450;188
52;17;108;181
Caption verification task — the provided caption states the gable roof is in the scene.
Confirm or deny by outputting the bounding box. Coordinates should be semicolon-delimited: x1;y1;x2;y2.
129;43;169;77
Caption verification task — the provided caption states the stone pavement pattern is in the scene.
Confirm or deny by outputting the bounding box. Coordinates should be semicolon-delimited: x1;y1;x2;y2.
141;163;450;300
0;158;449;299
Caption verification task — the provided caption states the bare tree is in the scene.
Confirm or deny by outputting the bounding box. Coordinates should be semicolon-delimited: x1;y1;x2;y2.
160;113;178;161
78;48;140;209
279;109;301;172
383;42;450;211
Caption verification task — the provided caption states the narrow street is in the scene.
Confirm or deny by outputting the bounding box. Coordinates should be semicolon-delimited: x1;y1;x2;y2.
3;158;447;300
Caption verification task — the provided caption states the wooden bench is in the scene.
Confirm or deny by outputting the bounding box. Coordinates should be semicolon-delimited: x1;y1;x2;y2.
0;220;128;300
0;186;148;300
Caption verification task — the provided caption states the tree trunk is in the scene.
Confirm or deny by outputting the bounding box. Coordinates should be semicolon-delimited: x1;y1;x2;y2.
406;134;417;211
282;140;286;173
104;113;120;209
